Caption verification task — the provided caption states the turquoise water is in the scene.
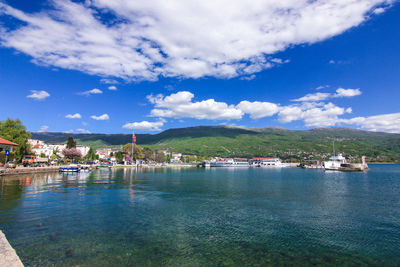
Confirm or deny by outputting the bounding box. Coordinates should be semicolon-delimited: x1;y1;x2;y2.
1;165;400;266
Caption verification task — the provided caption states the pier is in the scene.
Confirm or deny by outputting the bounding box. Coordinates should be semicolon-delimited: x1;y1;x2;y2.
0;166;59;176
0;231;24;266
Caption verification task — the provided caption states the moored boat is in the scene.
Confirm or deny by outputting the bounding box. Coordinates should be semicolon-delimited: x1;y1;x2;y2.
59;165;79;172
251;157;286;167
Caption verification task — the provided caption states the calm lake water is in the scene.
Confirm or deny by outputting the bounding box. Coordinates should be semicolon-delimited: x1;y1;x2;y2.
1;165;400;266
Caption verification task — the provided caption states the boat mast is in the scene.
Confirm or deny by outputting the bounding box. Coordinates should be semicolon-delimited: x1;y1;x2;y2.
333;140;335;156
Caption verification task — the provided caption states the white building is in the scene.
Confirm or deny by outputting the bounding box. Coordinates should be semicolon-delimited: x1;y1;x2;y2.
170;153;182;163
29;139;89;158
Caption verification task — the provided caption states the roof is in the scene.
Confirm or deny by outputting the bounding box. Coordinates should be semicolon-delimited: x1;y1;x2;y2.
0;138;18;146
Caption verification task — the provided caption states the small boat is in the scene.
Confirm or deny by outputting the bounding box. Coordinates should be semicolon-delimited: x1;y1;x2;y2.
96;164;112;169
59;165;79;172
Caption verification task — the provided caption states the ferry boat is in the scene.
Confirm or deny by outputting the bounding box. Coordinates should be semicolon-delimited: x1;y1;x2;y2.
251;157;286;167
232;158;250;167
210;158;234;167
323;153;347;170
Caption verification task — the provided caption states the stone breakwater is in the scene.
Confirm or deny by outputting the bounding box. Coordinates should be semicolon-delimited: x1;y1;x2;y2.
0;231;24;267
0;166;59;176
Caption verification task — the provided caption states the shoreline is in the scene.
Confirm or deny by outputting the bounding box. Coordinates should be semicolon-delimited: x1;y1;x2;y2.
0;231;24;267
0;166;59;176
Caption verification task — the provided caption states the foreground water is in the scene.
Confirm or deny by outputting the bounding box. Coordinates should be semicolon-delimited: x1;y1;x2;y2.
0;165;399;266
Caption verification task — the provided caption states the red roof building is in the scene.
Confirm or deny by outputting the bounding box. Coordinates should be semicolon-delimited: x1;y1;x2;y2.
0;138;18;153
0;138;18;146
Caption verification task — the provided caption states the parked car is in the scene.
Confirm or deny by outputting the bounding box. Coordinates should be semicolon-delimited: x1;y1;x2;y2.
5;161;16;168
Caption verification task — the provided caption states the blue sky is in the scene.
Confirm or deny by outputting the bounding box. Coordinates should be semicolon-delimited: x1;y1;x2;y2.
0;0;399;134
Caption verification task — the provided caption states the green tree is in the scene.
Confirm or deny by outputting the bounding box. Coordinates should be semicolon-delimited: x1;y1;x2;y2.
66;136;76;148
122;143;143;160
40;152;46;158
85;147;96;161
115;151;124;162
0;118;31;162
142;147;154;161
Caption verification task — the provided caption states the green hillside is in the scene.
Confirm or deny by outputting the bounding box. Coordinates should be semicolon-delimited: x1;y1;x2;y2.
31;126;400;162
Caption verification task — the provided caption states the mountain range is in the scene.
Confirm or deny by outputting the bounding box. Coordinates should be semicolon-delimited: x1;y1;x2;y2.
31;126;400;162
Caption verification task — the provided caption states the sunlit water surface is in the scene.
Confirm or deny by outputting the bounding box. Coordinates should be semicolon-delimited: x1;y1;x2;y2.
1;165;400;266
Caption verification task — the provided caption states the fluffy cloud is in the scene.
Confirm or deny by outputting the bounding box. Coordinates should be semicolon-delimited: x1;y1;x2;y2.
38;125;49;132
91;114;109;120
76;128;91;134
65;113;82;119
27;90;50;100
123;119;165;131
79;88;102;96
292;92;331;102
108;86;117;90
100;78;119;84
0;0;390;81
237;101;280;119
293;88;361;102
278;102;352;127
142;89;395;133
334;88;361;98
149;91;243;120
342;113;400;133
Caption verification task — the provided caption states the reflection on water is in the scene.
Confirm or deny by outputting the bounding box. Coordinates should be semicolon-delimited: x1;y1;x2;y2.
0;165;400;266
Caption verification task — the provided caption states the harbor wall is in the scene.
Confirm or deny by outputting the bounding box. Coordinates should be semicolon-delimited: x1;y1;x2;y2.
0;166;59;176
0;230;24;267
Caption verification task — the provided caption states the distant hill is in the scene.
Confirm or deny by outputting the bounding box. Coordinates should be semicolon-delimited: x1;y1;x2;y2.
31;126;400;162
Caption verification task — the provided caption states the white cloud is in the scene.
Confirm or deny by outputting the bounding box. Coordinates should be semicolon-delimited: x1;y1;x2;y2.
65;113;82;119
63;129;74;134
292;92;331;102
27;90;50;100
316;85;329;90
122;119;165;131
79;88;102;96
108;86;117;90
142;89;397;133
148;91;243;120
334;88;361;98
373;7;385;14
278;102;352;127
91;114;109;120
293;88;361;102
38;125;49;132
329;60;336;64
100;78;119;84
342;113;400;133
237;101;280;119
0;0;390;81
76;128;91;133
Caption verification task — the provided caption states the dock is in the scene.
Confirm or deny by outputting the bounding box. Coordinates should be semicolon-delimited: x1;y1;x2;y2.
0;231;24;267
0;166;59;176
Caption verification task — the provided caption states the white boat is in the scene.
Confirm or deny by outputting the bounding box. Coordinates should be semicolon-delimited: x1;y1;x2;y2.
59;165;79;172
232;158;250;167
251;157;286;167
323;153;347;170
210;158;234;167
323;142;348;171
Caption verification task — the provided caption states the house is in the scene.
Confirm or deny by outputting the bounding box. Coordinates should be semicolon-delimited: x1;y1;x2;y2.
170;153;182;163
0;138;18;153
